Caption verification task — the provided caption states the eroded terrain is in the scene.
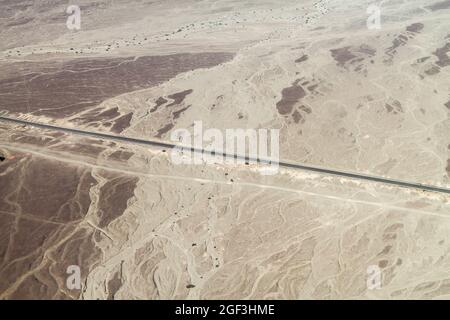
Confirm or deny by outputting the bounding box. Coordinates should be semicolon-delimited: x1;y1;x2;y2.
1;0;450;299
1;123;450;299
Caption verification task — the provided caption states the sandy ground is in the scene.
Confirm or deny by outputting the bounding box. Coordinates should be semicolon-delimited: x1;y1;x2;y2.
0;0;450;299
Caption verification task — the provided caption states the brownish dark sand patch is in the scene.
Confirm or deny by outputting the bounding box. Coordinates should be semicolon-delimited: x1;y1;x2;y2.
406;23;424;33
81;138;105;145
299;105;312;114
0;145;140;298
385;24;423;62
97;107;121;119
5;17;34;27
427;0;450;11
9;159;93;222
149;89;193;117
446;159;450;178
52;143;105;158
156;123;175;138
96;173;138;229
167;89;193;107
385;100;403;114
445;101;450;109
307;84;319;93
330;47;356;67
150;97;169;113
173;106;191;120
0;1;32;20
292;110;303;124
10;133;54;146
425;66;441;75
433;43;450;68
146;89;193;138
0;53;234;132
8;228;101;300
107;270;123;300
386;36;408;58
295;55;309;63
72;107;121;126
276;80;306;115
0;152;98;298
111;112;133;134
109;150;134;162
417;57;431;63
330;45;374;73
355;44;376;56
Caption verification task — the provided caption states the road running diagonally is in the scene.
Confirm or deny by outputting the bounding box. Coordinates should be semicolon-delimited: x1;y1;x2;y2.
1;115;450;195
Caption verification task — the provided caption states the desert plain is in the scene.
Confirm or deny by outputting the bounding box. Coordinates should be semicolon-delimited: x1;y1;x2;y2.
0;0;450;299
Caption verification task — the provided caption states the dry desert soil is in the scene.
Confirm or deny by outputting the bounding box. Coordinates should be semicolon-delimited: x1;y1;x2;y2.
0;0;450;299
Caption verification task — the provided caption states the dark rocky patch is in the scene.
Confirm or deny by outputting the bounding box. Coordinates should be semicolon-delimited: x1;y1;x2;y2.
71;107;121;127
109;150;134;162
426;0;450;11
5;17;34;27
307;84;319;93
330;45;375;72
355;44;376;56
0;152;99;299
173;106;191;120
156;123;174;138
416;57;430;63
385;100;403;114
0;53;233;124
433;43;450;68
146;90;193;138
295;55;309;63
425;66;441;75
0;1;33;20
107;270;123;300
276;80;306;115
445;101;450;109
292;110;303;124
97;173;138;229
385;24;424;62
150;97;168;113
447;159;450;178
167;89;194;107
97;107;121;119
330;47;356;67
52;143;105;158
406;23;424;33
111;112;133;134
10;133;54;147
299;105;312;114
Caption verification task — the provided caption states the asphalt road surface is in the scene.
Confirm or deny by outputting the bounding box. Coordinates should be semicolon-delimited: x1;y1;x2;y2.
1;115;450;195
